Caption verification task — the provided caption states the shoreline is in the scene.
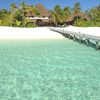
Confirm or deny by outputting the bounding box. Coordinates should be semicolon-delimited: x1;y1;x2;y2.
0;27;64;39
0;26;100;40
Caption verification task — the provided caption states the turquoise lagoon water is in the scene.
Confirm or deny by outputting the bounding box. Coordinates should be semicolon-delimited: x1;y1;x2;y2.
0;38;100;100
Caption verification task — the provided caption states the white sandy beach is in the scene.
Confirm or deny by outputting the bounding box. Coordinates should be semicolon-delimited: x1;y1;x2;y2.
0;27;64;39
0;26;100;39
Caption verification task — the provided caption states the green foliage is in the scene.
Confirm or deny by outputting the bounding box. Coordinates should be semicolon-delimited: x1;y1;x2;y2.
51;5;65;26
88;5;100;22
74;19;100;27
73;2;81;15
26;22;36;28
0;2;100;27
14;10;23;21
35;10;40;16
0;9;8;19
73;4;100;27
63;6;71;23
63;6;71;17
54;5;62;14
0;14;11;26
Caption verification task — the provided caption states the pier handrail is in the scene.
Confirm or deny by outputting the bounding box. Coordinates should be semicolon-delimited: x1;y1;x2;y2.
50;27;100;42
50;27;100;49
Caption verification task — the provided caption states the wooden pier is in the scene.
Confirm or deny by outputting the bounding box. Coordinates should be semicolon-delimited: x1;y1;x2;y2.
50;27;100;50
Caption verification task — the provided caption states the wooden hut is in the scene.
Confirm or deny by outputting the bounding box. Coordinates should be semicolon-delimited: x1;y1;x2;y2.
66;13;90;25
26;3;51;26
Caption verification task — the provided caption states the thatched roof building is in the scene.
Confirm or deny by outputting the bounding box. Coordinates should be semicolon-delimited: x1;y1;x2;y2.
26;3;50;17
72;13;90;20
26;3;52;26
66;13;91;25
35;3;50;17
71;13;90;21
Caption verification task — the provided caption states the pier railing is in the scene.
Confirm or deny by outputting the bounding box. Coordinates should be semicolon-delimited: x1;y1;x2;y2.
50;27;100;50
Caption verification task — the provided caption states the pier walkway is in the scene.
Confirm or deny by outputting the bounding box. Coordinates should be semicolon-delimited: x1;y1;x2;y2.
50;27;100;50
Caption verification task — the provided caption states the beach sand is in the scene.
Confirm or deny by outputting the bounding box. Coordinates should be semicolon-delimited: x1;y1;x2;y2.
0;26;100;39
0;27;64;39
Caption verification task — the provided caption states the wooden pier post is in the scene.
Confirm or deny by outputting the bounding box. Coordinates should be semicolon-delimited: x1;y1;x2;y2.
79;37;82;43
96;41;99;50
86;39;89;46
73;35;76;41
69;35;71;39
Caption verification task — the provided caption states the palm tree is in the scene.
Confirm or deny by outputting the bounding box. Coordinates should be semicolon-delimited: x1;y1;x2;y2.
89;8;96;21
63;6;71;24
0;9;8;19
73;2;81;15
54;5;62;14
64;7;71;17
51;5;64;26
51;11;58;26
25;5;37;27
10;3;17;26
96;5;100;21
20;2;27;27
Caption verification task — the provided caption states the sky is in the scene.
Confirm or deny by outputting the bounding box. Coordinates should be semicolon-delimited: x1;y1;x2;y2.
0;0;100;11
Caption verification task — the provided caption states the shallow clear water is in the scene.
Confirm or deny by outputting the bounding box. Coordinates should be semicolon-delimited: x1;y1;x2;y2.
0;39;100;100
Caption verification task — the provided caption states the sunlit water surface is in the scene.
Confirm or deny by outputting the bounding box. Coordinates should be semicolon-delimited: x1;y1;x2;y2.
0;39;100;100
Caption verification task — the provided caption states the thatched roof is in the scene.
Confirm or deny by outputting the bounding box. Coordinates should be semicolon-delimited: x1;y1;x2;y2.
66;13;90;22
80;13;90;20
72;13;90;20
35;3;50;17
26;3;50;17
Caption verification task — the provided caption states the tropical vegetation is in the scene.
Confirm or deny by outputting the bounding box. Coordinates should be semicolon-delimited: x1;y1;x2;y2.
0;2;100;27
